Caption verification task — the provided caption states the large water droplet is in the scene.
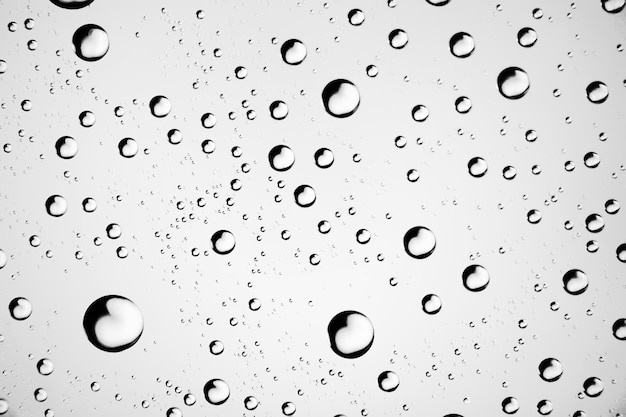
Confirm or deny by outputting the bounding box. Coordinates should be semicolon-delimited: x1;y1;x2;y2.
501;397;520;414
118;138;138;158
79;110;95;127
377;371;400;392
462;265;490;292
517;27;537;47
322;79;360;118
83;295;144;352
72;24;109;62
211;230;235;255
314;148;334;168
244;396;259;410
149;96;171;118
37;358;54;375
449;32;475;58
497;67;530;99
617;243;626;262
50;0;93;9
0;250;6;269
327;311;374;359
55;136;78;159
268;145;295;171
612;318;626;340
454;96;472;113
538;358;563;382
601;0;625;13
582;377;603;397
403;226;436;259
203;379;230;405
281;402;296;416
411;105;429;122
562;269;588;295
422;294;442;314
537;400;552;415
585;214;604;233
468;157;488;177
348;9;365;26
586;81;609;103
269;100;289;120
388;29;409;49
45;195;67;217
9;297;32;320
294;185;316;207
280;39;307;65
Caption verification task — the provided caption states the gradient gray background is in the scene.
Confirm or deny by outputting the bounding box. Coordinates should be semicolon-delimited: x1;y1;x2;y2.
1;0;626;416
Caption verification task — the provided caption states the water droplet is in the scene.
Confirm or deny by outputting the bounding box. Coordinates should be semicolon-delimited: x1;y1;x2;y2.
166;407;182;417
422;294;442;314
426;0;450;5
0;250;6;269
497;67;530;99
327;311;374;359
377;371;400;392
388;29;409;49
318;220;331;234
280;39;307;65
209;340;224;355
9;297;32;320
82;197;97;213
45;195;67;217
501;397;520;414
203;379;230;405
411;105;429;122
118;138;138;158
612;318;626;339
183;393;196;406
527;209;542;224
83;295;144;352
234;66;247;79
348;9;365;26
503;166;517;180
585;214;604;233
601;0;625;13
538;358;563;382
34;388;48;402
37;358;54;375
562;269;588;295
268;145;295;171
617;243;626;262
72;24;109;61
282;402;296;416
356;229;371;244
249;298;261;311
314;148;334;168
605;199;620;214
294;185;316;207
366;64;378;77
449;32;475;58
201;113;216;128
211;230;235;255
403;226;436;259
462;265;490;292
586;81;608;103
149;96;171;118
0;399;8;415
537;400;552;415
454;96;472;113
468;157;488;177
583;152;600;168
582;377;603;397
321;79;360;118
79;110;95;127
269;100;289;120
517;27;537;47
55;136;78;159
167;129;183;145
50;0;93;9
244;396;258;410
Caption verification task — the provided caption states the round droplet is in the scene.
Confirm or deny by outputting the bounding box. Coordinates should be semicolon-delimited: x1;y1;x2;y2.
211;230;235;255
601;0;625;13
562;269;588;295
403;226;436;259
209;340;224;355
72;24;109;62
538;358;563;382
82;197;97;213
37;358;54;375
280;39;307;65
83;295;144;352
55;136;78;159
411;105;429;122
167;129;183;145
149;96;171;118
583;377;603;397
203;379;230;405
50;0;93;9
421;294;442;314
234;66;247;79
348;9;365;26
454;96;472;113
294;185;316;207
79;111;95;127
9;297;32;320
327;311;374;359
583;151;600;168
106;223;122;239
282;402;296;416
377;371;399;392
166;407;182;417
527;209;542;224
605;199;620;214
462;265;490;292
586;81;608;103
34;388;47;402
502;397;520;414
537;400;552;415
426;0;450;5
201;140;216;154
503;166;517;180
616;243;626;262
468;157;488;177
0;399;8;415
183;393;196;406
0;249;6;269
268;145;295;171
388;29;409;49
201;113;216;128
249;298;261;311
314;148;334;168
497;67;530;99
269;100;289;120
517;27;537;47
366;65;378;77
449;32;475;58
45;195;67;217
356;229;371;244
322;79;360;118
318;220;331;234
585;214;604;233
612;318;626;340
118;138;138;158
407;169;420;182
244;396;258;410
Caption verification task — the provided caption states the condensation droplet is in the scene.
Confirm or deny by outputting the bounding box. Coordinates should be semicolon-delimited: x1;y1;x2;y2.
586;81;609;103
403;226;436;259
562;269;588;295
449;32;475;58
72;24;109;61
268;145;295;171
294;185;316;207
322;79;360;118
497;67;530;99
422;294;442;314
203;379;230;405
327;311;374;359
388;29;409;49
45;195;67;217
9;297;32;320
462;265;490;292
55;136;78;159
83;295;144;352
149;96;171;118
377;371;400;392
281;39;307;65
211;230;236;255
538;358;563;382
